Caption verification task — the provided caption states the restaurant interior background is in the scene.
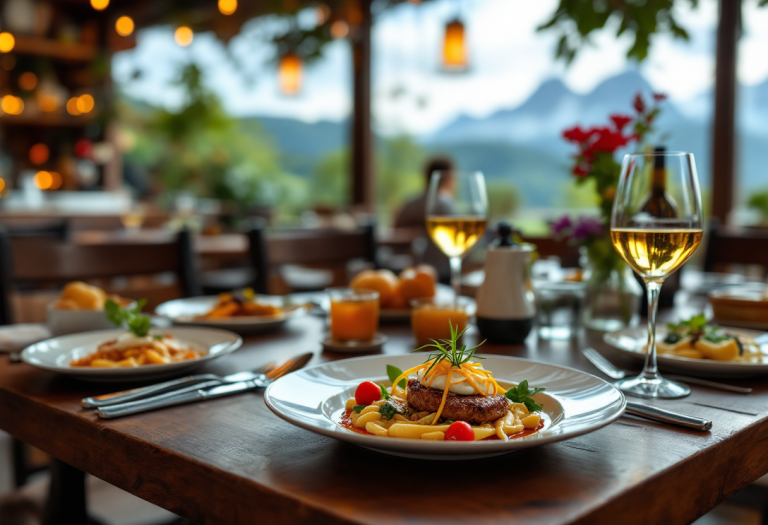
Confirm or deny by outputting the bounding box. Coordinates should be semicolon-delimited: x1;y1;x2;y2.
1;0;768;523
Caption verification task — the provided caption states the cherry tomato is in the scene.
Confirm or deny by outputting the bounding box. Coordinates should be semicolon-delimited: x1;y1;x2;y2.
355;381;382;405
445;421;474;442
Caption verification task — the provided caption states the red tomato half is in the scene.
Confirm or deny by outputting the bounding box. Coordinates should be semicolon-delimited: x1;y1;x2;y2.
355;381;382;405
445;421;474;441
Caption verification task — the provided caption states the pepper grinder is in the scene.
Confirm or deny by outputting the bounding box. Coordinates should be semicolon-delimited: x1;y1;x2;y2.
475;222;535;344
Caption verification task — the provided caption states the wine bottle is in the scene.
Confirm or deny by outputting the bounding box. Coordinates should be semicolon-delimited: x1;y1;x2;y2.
640;146;678;218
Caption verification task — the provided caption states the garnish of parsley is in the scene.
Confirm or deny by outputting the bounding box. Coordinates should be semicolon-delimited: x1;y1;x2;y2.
105;299;151;337
505;380;545;413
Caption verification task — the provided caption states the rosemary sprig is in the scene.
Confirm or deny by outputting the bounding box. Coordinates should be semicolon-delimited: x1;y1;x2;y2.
413;321;485;374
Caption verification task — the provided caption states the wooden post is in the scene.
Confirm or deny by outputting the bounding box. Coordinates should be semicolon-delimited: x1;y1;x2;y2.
712;0;741;224
351;0;373;209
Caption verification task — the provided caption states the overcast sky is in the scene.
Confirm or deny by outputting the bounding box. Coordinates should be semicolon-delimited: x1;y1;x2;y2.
113;0;768;135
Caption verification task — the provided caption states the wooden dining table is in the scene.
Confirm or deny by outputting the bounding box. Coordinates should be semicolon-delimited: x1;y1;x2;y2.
2;294;768;525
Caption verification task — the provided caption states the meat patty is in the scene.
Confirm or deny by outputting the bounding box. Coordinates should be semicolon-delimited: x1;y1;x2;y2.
406;379;508;424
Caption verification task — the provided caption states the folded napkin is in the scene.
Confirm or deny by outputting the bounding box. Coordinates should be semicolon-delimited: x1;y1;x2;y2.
0;324;51;353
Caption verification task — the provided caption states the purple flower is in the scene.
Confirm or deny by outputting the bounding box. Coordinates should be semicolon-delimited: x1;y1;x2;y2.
551;215;573;237
572;217;604;240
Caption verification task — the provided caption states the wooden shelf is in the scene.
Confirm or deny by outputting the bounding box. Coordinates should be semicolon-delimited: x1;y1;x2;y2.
0;113;96;127
11;35;97;62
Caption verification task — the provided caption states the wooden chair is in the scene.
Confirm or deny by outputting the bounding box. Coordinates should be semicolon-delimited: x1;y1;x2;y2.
248;223;378;294
703;219;768;277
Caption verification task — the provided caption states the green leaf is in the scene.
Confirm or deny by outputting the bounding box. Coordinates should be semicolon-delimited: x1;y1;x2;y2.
153;334;164;340
379;384;391;401
105;299;152;337
104;299;126;327
352;405;366;413
379;402;397;420
505;380;546;413
386;364;406;389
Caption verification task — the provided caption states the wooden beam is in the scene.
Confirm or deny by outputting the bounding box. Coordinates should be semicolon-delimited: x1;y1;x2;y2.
351;0;373;209
711;0;741;224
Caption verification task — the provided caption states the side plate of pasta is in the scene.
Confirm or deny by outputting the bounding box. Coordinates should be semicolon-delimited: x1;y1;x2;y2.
21;327;242;382
264;354;626;460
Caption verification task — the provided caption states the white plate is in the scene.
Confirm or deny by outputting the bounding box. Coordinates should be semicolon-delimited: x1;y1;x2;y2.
264;354;626;460
155;296;306;334
604;326;768;378
21;327;242;382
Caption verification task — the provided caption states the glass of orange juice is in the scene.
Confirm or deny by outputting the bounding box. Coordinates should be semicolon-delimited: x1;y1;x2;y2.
411;297;470;347
327;288;380;342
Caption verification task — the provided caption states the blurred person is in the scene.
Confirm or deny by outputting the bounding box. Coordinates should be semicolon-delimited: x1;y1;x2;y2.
394;156;456;282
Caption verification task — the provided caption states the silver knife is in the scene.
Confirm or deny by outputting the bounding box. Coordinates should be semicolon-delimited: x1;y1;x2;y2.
625;401;712;431
96;352;313;419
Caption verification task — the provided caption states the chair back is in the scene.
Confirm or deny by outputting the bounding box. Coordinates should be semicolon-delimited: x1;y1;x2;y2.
248;224;377;294
0;228;199;324
703;220;768;276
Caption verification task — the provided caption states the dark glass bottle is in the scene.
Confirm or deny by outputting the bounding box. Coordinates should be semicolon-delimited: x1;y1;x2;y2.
640;146;678;218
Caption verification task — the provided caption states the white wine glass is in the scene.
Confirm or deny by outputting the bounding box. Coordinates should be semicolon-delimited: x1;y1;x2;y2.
426;170;488;298
610;151;703;399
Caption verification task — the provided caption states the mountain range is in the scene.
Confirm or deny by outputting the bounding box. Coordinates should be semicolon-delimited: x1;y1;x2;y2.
247;70;768;208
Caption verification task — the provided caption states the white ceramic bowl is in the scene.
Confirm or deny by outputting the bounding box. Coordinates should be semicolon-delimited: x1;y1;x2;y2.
47;303;116;337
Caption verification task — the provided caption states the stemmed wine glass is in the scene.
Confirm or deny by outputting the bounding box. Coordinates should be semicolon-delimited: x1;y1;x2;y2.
610;151;704;399
426;170;488;298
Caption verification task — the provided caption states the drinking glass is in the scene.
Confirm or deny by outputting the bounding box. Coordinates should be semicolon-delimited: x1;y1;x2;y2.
425;170;488;298
327;288;379;342
610;151;704;399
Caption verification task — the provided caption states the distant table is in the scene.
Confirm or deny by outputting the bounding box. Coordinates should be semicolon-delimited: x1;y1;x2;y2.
2;296;768;524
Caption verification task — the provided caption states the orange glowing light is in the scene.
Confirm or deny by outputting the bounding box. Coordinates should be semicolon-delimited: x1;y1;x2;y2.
0;33;15;53
115;16;134;36
443;18;468;70
330;21;349;39
29;144;49;165
315;3;330;24
48;171;62;190
90;0;109;10
37;93;58;113
1;95;23;115
34;171;53;190
66;97;81;116
0;178;5;193
218;0;237;15
278;53;302;96
175;26;193;46
19;72;37;90
77;94;95;113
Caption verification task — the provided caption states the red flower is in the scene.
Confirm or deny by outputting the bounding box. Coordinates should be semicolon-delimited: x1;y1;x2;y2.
633;93;645;114
652;92;667;101
572;164;590;177
610;114;632;131
563;125;590;143
587;127;629;154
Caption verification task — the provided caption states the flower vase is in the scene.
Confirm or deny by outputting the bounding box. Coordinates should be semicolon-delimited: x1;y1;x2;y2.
581;246;642;332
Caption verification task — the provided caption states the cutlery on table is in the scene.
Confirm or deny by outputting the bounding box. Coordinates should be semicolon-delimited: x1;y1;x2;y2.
82;361;282;408
582;348;753;394
624;401;712;431
95;352;313;419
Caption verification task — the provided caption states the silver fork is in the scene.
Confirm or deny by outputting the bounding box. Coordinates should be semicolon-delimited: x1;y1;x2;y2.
582;348;753;394
82;361;280;408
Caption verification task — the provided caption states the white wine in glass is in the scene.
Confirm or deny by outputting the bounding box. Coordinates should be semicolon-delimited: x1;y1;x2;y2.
610;151;704;399
426;171;488;298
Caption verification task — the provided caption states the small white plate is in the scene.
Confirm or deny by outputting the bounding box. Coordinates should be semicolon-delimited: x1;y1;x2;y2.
322;333;388;354
155;296;306;335
264;354;625;460
604;326;768;378
21;327;242;382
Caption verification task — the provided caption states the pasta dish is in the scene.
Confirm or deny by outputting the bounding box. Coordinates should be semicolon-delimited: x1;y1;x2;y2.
198;289;283;319
658;314;766;363
340;323;546;441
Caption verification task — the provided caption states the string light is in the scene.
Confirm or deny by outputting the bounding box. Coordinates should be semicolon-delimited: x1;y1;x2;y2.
77;94;95;113
19;72;37;90
90;0;109;10
66;97;81;116
442;18;468;70
278;53;302;95
29;144;49;165
175;26;194;46
115;16;134;36
218;0;237;15
331;21;349;39
34;171;53;190
1;95;23;115
0;33;15;53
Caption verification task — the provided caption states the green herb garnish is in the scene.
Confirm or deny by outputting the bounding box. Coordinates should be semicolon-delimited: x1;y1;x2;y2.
703;332;731;344
379;402;397;420
414;321;485;377
387;364;406;390
105;299;151;337
352;405;366;413
153;334;164;340
505;380;545;413
379;384;391;400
